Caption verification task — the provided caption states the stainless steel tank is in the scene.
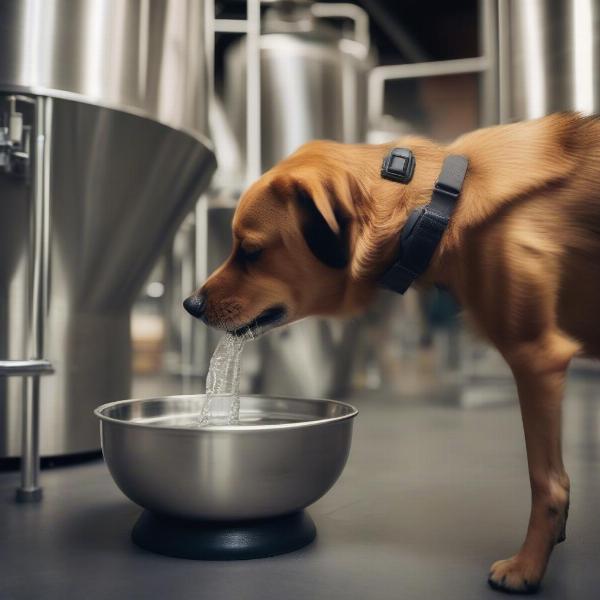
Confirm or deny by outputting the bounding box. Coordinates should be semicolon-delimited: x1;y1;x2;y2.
223;0;372;171
0;0;216;457
208;1;372;398
500;0;600;119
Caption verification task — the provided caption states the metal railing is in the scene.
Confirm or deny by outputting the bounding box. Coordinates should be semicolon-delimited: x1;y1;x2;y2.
368;0;499;129
0;96;54;502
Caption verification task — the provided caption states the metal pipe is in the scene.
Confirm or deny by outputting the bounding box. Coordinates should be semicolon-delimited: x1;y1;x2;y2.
497;0;511;123
192;194;210;376
479;0;500;126
0;359;53;375
368;56;489;124
215;19;248;34
0;357;53;498
195;196;209;295
205;1;215;111
18;377;41;501
179;1;217;391
246;0;262;183
179;217;195;391
15;95;52;503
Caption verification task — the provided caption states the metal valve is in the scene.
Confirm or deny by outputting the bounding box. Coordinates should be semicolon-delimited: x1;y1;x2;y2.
0;95;33;179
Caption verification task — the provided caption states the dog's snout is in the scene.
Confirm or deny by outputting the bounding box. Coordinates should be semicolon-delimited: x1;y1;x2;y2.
183;293;207;319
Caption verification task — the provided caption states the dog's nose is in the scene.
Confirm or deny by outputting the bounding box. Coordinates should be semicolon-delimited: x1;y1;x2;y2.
183;293;207;319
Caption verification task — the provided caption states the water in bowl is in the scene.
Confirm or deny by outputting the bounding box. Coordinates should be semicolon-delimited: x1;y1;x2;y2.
198;330;254;426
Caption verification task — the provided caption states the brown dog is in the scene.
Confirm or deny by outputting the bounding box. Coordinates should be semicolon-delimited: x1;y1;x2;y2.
185;112;600;593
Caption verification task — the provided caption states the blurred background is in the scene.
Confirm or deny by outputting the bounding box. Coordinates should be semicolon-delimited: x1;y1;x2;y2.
1;0;599;466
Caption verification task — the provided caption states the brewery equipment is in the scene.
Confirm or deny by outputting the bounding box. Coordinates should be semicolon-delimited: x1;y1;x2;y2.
219;1;372;397
169;1;373;399
499;0;600;121
223;0;372;171
498;0;600;376
0;0;216;459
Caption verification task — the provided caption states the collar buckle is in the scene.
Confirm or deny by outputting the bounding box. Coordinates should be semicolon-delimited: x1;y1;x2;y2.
433;180;461;200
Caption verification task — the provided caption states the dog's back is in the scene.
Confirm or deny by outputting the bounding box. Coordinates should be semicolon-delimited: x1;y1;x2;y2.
449;113;600;357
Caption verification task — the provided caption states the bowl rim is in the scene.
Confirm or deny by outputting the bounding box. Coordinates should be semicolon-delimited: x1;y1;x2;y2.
94;394;358;433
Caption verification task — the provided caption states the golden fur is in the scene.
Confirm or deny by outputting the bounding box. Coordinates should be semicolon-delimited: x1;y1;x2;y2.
191;113;600;593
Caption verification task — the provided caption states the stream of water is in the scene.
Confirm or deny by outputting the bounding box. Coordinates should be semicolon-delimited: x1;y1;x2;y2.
198;330;254;425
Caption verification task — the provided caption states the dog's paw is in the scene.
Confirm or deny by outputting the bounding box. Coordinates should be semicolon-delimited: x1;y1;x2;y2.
488;556;541;594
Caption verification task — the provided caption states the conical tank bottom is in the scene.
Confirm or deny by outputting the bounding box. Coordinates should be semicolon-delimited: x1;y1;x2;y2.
0;98;216;457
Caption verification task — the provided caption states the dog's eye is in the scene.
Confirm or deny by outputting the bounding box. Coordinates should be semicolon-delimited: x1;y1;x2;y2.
239;247;263;262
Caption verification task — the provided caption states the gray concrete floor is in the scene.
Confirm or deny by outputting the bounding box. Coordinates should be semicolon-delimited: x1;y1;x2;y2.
1;378;599;600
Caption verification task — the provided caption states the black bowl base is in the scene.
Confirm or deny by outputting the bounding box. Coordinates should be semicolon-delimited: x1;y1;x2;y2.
131;509;316;560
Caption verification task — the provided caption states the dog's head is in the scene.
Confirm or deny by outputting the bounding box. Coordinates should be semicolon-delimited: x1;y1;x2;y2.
184;141;385;335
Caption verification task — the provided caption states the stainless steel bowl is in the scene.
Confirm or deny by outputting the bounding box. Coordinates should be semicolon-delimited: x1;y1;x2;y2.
95;395;358;521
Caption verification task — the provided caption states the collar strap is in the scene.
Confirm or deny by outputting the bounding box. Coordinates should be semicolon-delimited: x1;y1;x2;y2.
379;152;468;294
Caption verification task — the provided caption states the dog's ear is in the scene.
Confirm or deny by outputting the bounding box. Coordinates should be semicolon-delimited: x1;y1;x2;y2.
294;182;349;268
271;172;353;269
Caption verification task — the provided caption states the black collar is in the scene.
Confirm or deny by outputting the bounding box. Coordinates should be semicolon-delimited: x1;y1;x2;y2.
379;151;468;294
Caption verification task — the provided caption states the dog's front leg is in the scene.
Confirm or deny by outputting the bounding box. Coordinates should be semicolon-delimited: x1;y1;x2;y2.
488;337;574;594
